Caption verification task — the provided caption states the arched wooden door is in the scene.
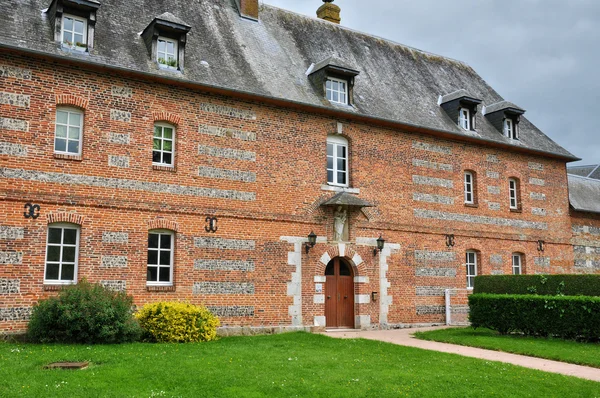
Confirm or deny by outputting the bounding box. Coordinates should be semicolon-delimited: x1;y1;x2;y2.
325;258;355;328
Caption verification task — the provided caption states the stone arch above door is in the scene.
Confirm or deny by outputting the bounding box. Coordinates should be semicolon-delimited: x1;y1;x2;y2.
317;242;366;276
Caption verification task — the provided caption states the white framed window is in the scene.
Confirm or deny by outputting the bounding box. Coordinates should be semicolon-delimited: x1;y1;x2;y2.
504;118;517;139
44;224;80;284
55;108;83;156
466;251;478;289
147;230;174;286
512;253;522;275
153;123;175;167
61;14;87;49
459;108;471;130
157;37;178;69
509;178;519;210
327;135;349;187
464;171;474;204
326;78;348;105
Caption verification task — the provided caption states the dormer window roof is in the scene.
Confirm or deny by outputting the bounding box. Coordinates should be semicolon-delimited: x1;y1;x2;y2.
308;56;360;106
47;0;101;52
141;12;191;72
484;101;526;140
439;89;482;131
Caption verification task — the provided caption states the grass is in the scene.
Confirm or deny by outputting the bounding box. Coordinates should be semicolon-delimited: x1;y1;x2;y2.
414;327;600;369
1;332;599;397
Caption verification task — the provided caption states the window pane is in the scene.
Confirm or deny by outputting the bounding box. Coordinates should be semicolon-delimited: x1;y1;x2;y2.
57;111;68;124
67;141;79;154
332;92;339;102
62;246;76;263
153;139;162;150
68;127;80;139
63;32;73;44
160;234;171;249
327;144;334;156
70;112;81;126
152;151;161;163
159;251;171;266
339;262;351;276
166;41;174;54
337;172;346;185
47;246;61;262
340;93;346;104
327;157;333;170
163;128;173;139
326;80;331;89
148;234;159;248
327;170;334;183
46;263;60;280
64;18;73;32
325;263;334;275
55;138;67;152
148;250;158;265
163;140;173;152
163;153;172;165
63;229;77;245
158;40;165;52
159;267;170;282
74;20;84;34
337;146;346;158
74;33;84;44
147;266;158;282
48;228;62;244
56;125;67;138
337;159;346;171
61;264;75;281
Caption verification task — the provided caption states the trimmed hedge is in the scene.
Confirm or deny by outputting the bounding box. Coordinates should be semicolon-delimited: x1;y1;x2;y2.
469;293;600;340
473;275;600;296
28;280;141;344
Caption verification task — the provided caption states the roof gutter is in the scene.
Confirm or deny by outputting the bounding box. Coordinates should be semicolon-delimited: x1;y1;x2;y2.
0;43;581;162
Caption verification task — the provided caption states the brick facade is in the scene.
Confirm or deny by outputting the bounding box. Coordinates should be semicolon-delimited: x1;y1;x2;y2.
0;51;593;334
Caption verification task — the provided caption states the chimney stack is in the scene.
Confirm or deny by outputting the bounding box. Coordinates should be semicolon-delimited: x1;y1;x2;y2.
236;0;259;21
317;0;341;24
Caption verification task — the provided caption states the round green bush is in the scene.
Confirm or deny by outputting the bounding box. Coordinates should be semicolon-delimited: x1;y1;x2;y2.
27;280;141;344
136;302;220;343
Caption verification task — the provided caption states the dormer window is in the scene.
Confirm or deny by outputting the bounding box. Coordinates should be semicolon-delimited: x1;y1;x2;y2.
484;101;526;140
439;89;482;132
459;108;471;130
326;78;348;105
47;0;100;52
141;13;191;72
61;14;87;50
157;37;178;69
308;57;360;107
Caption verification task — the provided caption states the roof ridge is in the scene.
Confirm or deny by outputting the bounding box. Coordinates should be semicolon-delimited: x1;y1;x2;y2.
588;164;600;178
260;2;472;68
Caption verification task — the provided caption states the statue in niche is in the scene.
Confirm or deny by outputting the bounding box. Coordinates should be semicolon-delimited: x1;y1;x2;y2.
333;206;348;242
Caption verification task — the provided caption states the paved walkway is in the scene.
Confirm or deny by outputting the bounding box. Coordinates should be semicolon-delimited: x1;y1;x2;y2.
323;326;600;383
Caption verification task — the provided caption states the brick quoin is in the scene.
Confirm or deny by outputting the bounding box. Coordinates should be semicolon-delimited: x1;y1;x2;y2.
0;55;595;333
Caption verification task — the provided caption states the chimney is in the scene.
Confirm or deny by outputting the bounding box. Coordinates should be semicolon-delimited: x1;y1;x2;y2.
317;0;341;24
236;0;259;21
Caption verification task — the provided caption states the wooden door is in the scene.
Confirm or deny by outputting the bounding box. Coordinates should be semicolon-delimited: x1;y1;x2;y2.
325;258;355;328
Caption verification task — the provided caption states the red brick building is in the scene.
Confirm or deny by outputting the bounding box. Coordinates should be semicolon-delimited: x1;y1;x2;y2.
0;0;595;334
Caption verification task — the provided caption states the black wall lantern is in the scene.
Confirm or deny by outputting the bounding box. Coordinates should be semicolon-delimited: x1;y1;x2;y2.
537;240;545;252
305;231;317;254
371;291;378;302
445;234;455;248
374;235;385;256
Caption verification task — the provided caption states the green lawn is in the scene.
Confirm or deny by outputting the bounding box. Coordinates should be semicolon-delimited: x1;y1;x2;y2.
1;332;598;397
414;327;600;369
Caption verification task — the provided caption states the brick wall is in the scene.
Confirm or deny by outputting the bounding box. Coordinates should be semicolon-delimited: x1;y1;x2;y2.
0;52;589;333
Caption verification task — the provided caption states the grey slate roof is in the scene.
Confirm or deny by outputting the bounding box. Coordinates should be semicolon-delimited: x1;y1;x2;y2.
568;174;600;214
439;89;479;105
484;101;525;115
154;12;191;28
568;164;600;179
321;192;373;207
0;0;577;160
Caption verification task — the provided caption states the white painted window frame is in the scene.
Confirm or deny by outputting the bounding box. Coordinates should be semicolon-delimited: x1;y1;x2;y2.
44;223;80;285
327;135;349;187
153;122;176;167
326;77;348;105
512;253;522;275
147;230;175;286
61;14;87;49
504;118;517;139
157;36;178;69
55;107;83;156
509;178;518;210
466;251;478;289
464;171;474;204
459;108;471;130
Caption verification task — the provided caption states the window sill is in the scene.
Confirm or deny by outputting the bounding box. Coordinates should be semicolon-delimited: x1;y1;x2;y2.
152;165;176;172
158;65;182;73
54;153;83;161
321;184;360;194
464;203;478;208
146;285;176;292
510;208;522;213
43;284;73;291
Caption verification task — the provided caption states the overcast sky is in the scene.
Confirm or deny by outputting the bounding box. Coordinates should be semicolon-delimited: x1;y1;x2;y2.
263;0;600;166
